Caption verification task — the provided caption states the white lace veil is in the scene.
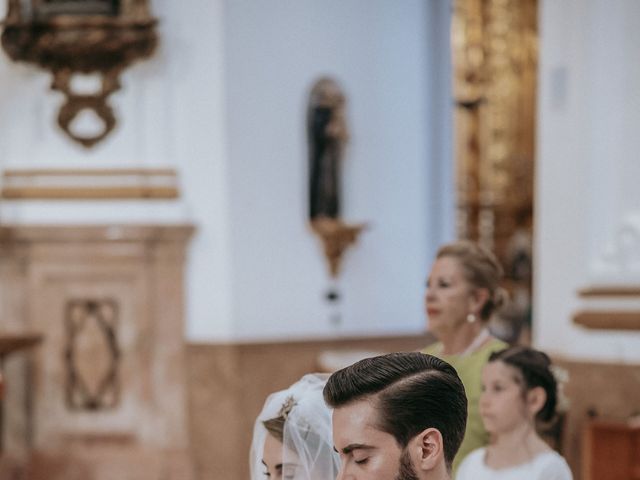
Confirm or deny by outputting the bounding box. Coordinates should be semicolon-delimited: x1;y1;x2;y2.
250;373;339;480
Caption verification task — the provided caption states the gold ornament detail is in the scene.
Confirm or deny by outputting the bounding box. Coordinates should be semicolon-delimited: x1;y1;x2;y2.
310;217;366;278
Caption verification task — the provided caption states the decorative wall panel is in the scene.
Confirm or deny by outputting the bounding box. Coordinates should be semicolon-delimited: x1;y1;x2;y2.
0;224;195;480
65;299;120;410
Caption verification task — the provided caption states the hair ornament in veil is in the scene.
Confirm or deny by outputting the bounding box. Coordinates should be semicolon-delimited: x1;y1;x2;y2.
278;395;297;420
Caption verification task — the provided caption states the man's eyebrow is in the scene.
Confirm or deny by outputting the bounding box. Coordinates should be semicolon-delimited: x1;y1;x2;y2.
335;443;375;454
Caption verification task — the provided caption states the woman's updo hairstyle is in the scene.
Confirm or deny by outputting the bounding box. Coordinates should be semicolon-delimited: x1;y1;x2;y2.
436;240;506;321
488;346;558;423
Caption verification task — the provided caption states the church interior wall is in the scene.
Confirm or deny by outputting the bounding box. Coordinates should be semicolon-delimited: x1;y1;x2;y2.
0;0;454;343
186;334;433;480
0;0;638;479
0;0;233;342
222;0;454;341
535;0;640;362
185;342;638;480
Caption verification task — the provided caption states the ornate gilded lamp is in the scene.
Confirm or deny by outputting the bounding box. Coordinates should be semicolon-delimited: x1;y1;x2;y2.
1;0;157;147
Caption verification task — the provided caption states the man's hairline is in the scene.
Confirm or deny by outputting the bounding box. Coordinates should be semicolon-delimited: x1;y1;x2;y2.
327;367;451;411
328;369;453;448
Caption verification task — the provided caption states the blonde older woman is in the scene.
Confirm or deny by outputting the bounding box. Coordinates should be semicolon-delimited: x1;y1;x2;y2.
422;241;508;471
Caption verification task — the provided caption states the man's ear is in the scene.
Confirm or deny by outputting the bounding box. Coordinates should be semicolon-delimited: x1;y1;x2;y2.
411;427;444;471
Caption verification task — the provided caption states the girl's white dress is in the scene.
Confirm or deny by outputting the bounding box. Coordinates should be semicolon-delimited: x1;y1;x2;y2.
456;447;573;480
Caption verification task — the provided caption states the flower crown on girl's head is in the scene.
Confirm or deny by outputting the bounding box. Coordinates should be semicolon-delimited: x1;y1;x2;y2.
549;364;570;413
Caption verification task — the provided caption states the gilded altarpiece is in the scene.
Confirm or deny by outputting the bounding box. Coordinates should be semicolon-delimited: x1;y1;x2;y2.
452;0;537;342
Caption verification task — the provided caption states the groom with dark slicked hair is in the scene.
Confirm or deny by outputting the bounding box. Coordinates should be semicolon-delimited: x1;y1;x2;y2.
324;352;467;480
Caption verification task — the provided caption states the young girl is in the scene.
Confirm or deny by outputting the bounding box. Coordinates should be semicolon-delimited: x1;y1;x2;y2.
456;346;572;480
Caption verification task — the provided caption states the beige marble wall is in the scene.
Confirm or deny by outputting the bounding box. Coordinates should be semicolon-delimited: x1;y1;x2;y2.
554;358;640;480
185;335;434;480
2;241;637;480
185;342;640;480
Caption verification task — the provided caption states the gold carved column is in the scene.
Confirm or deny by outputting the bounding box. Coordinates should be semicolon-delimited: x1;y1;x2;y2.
452;0;537;341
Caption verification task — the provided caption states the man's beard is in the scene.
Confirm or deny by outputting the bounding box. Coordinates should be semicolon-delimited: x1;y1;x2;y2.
395;448;419;480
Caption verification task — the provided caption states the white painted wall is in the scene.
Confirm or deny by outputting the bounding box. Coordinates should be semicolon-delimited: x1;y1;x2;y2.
0;1;453;341
223;0;454;340
535;0;640;362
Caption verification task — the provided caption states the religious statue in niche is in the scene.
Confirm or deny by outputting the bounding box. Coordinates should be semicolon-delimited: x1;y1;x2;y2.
307;77;366;285
308;77;347;220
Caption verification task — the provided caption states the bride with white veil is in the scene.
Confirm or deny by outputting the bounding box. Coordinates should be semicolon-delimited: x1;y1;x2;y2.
250;374;339;480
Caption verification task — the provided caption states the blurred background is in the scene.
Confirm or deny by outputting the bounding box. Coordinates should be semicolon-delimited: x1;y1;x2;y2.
0;0;638;479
